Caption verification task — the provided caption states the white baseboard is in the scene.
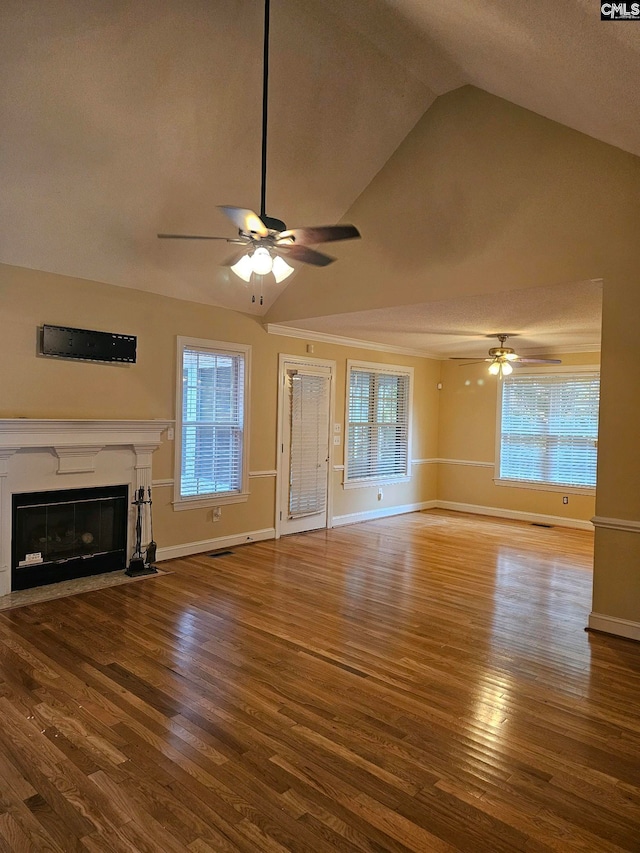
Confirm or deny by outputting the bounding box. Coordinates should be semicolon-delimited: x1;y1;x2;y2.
434;500;593;531
588;612;640;642
155;500;591;560
331;500;438;527
156;528;275;562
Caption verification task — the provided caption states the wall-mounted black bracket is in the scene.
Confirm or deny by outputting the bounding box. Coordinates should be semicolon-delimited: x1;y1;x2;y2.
40;324;137;363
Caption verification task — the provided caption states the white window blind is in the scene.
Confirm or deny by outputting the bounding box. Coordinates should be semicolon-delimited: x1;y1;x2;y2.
181;346;246;498
288;372;330;518
499;372;600;488
346;365;411;482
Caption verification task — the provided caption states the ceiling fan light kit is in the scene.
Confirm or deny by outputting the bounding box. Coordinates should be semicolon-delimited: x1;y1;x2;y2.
230;249;294;283
157;0;360;299
488;358;513;377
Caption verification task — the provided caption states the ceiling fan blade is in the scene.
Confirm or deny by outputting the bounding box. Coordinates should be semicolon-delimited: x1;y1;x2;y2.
456;361;487;366
280;245;335;267
158;233;239;241
277;224;361;245
515;357;562;365
218;206;269;237
449;357;492;361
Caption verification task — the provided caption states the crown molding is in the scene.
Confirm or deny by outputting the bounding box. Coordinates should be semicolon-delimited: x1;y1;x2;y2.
264;324;600;360
265;324;438;359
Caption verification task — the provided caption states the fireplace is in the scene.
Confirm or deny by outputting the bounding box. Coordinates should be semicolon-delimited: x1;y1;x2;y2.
12;485;128;590
0;419;172;598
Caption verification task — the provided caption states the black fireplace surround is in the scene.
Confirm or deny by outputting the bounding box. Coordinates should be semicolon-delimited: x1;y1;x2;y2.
12;484;128;591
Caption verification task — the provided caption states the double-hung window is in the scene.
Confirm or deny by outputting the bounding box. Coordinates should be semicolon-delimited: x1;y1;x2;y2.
497;370;600;492
345;361;412;485
175;337;250;509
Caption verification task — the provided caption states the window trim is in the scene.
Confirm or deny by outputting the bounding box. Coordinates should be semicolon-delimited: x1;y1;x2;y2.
494;364;599;496
174;336;251;511
344;359;413;489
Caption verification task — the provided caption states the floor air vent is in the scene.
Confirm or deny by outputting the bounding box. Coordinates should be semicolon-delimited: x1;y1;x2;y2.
531;523;554;528
208;549;235;558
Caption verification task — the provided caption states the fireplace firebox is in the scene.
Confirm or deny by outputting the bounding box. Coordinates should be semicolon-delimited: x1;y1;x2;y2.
12;485;128;590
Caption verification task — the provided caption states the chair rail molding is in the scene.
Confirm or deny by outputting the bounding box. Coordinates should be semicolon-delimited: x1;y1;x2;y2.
591;516;640;533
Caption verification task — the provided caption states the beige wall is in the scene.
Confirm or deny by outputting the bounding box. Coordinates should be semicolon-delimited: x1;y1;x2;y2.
437;354;600;523
0;263;440;552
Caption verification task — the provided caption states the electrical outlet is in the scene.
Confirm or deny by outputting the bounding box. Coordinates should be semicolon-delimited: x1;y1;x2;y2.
212;507;222;521
333;435;341;445
562;496;569;505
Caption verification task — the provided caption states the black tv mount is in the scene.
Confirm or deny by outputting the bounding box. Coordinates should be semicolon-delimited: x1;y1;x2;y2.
41;324;137;363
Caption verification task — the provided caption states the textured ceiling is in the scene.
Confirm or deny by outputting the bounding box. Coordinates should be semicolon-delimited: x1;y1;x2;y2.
272;280;603;357
0;0;631;348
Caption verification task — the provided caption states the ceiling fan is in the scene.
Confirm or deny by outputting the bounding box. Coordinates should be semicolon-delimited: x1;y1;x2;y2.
157;0;360;299
451;334;562;377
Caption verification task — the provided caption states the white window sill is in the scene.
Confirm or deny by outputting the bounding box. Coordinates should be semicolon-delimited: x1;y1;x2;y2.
173;491;250;511
494;478;596;496
343;475;411;490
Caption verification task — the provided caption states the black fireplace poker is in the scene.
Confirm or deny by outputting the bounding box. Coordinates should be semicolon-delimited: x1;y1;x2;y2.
126;486;158;577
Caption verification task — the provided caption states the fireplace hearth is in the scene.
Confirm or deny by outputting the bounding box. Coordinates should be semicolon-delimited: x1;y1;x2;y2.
12;485;128;590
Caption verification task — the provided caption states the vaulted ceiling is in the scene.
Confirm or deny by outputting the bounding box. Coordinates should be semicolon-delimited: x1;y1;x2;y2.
1;0;635;353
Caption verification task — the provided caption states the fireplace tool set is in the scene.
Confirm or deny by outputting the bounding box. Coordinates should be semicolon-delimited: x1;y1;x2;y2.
126;486;158;576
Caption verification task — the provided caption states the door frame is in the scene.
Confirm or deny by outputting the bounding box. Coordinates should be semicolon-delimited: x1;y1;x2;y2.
275;353;337;539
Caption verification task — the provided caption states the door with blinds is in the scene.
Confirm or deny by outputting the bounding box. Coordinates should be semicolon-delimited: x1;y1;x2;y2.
279;361;332;536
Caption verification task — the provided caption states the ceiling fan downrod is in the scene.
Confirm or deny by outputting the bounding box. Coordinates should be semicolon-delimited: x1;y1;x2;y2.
260;0;270;224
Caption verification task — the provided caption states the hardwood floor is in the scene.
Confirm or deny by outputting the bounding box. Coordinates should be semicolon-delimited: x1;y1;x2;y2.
0;509;639;852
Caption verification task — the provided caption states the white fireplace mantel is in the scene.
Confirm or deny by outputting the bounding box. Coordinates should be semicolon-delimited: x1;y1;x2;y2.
0;419;172;450
0;419;173;597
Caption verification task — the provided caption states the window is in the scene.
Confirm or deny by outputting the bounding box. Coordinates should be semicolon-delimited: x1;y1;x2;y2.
497;370;600;491
175;337;250;509
345;361;412;485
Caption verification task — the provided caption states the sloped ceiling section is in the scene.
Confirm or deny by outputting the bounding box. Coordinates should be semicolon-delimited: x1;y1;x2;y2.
266;84;640;352
377;0;640;160
0;0;436;314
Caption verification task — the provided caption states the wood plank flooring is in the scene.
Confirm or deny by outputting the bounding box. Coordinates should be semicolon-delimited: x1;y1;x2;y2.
0;509;639;852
